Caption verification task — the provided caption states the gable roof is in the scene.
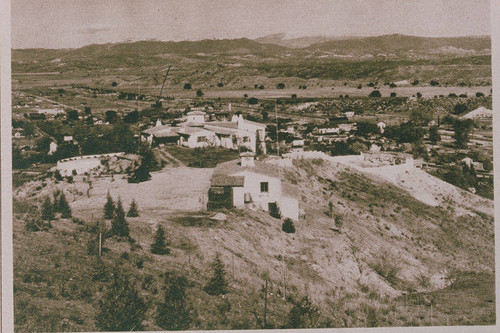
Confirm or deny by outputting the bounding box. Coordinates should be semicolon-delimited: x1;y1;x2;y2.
142;125;180;138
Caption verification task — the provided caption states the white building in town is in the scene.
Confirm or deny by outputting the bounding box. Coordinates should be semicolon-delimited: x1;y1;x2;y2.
208;153;299;220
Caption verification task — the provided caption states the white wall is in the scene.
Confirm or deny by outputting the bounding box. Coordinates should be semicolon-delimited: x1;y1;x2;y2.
234;171;282;212
280;196;299;221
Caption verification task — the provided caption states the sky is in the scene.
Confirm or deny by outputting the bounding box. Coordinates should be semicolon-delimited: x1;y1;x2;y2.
11;0;492;49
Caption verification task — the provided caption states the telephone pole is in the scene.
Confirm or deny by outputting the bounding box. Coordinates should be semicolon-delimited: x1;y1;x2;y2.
275;103;279;157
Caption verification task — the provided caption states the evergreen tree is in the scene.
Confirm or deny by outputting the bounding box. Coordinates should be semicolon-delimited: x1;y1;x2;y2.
284;296;319;329
429;126;441;145
95;267;147;331
59;192;72;218
103;191;115;219
111;197;130;238
204;253;228;296
156;272;193;330
25;207;51;231
127;199;139;217
151;225;170;255
41;196;55;221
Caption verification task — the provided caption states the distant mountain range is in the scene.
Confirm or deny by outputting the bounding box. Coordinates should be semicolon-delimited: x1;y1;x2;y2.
11;34;491;85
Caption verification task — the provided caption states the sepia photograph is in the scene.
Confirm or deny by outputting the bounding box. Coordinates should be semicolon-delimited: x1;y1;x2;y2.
2;0;498;331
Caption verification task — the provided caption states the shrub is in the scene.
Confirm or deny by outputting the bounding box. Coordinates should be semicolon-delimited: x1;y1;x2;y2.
277;83;285;89
282;218;296;233
368;90;381;98
183;83;192;90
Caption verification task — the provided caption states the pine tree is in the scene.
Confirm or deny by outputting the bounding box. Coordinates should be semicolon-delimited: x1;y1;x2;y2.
127;199;139;217
156;272;193;330
150;225;170;255
111;197;129;238
103;191;115;219
204;253;228;296
41;196;55;221
284;296;319;329
59;192;72;218
25;207;51;231
95;266;147;331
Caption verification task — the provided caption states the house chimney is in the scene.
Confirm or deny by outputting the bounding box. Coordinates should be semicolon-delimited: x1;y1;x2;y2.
156;118;162;127
240;152;255;167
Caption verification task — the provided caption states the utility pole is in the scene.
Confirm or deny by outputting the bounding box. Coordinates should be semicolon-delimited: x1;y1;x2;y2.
263;279;268;328
98;232;102;257
275;103;279;157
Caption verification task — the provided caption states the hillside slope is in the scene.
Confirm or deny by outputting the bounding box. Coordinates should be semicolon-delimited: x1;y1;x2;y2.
12;159;495;331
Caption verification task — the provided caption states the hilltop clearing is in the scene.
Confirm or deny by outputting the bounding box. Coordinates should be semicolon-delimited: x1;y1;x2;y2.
13;157;495;331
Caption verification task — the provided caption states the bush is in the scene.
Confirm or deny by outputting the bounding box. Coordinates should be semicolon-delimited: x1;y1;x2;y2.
277;83;285;89
183;83;192;90
368;90;381;98
282;218;296;233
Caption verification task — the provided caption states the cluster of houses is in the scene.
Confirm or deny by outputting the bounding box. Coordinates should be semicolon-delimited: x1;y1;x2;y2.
141;110;267;154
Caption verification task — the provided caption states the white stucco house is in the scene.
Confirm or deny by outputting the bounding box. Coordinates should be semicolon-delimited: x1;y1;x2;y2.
185;110;207;123
177;126;218;148
208;152;299;221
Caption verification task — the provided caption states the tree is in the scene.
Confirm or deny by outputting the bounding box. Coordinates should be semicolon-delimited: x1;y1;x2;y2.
59;192;72;218
25;207;51;231
430;80;439;86
282;218;295;233
105;110;118;123
247;97;259;105
66;110;79;121
41;196;55;221
111;81;118;87
356;121;380;137
196;89;204;97
111;197;130;238
124;110;140;123
84;106;92;114
95;267;147;331
409;107;433;126
429;126;441;145
368;90;381;98
156;272;193;330
127;199;139;217
453;118;475;148
150;225;170;255
452;103;468;115
476;92;485;97
104;191;115;219
204;253;228;296
276;83;285;89
284;296;319;329
128;162;151;183
183;83;192;90
390;92;397;98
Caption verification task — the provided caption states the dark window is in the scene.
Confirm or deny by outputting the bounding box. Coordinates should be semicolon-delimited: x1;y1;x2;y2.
260;182;269;193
